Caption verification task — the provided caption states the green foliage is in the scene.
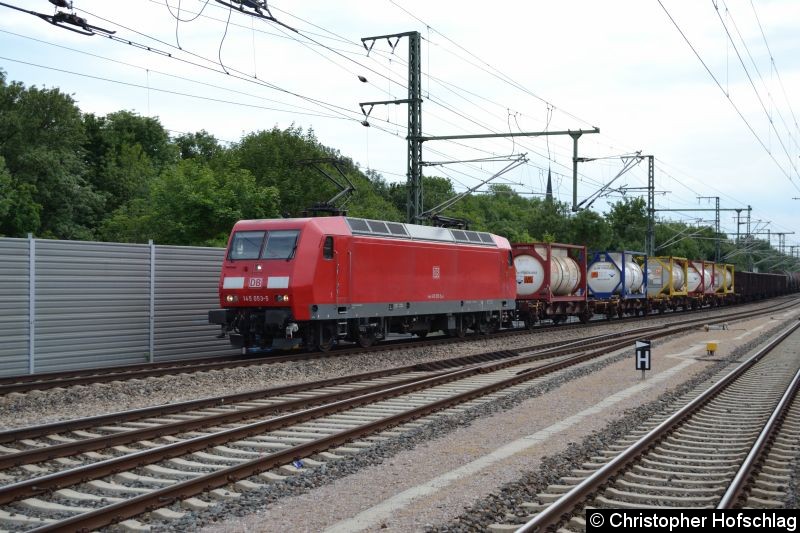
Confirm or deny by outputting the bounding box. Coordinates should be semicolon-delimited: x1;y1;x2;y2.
570;209;612;250
102;159;278;246
174;130;224;162
605;197;648;251
83;111;176;214
2;71;760;266
0;74;100;239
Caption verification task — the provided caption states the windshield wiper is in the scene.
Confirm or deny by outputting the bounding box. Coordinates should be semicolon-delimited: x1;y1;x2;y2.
286;241;299;261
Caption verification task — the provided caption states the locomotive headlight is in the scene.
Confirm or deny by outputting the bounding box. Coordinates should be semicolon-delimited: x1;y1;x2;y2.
226;294;237;303
255;264;262;272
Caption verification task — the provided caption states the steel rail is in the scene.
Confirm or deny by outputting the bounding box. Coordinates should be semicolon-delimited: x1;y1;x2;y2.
0;332;644;504
0;323;680;444
0;323;708;470
0;349;521;444
717;364;800;508
0;368;461;470
2;297;793;395
0;310;786;531
0;320;705;506
515;320;800;532
22;324;702;532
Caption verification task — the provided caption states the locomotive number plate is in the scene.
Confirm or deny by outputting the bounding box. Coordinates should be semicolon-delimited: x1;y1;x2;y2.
242;295;269;303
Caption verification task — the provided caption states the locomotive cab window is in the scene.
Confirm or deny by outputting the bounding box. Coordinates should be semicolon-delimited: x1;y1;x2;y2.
261;230;301;260
323;236;334;259
228;231;265;260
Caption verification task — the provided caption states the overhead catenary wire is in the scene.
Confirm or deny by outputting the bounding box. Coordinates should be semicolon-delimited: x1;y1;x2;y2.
0;28;364;120
656;0;800;192
71;6;368;123
712;0;800;173
0;1;793;247
0;55;354;121
144;0;629;199
749;0;800;137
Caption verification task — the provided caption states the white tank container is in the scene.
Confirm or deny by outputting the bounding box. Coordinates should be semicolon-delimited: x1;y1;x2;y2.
514;246;580;298
715;265;732;290
703;266;716;294
514;254;545;297
551;254;581;296
647;259;685;296
587;253;644;295
686;264;702;293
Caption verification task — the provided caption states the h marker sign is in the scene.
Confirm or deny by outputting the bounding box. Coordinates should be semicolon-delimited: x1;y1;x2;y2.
635;340;651;379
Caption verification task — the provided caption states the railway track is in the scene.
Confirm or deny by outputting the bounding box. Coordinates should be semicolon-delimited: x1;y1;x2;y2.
0;307;794;531
1;297;796;396
492;321;800;533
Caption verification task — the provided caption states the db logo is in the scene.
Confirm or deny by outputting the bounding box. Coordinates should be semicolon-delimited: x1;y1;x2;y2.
432;266;441;279
248;278;263;288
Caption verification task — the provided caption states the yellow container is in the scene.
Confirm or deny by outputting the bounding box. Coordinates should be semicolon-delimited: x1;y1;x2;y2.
706;342;718;355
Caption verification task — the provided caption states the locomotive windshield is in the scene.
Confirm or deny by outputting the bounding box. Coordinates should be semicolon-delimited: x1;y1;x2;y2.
261;230;300;259
228;231;265;260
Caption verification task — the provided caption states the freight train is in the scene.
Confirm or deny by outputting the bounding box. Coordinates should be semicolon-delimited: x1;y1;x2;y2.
208;216;798;352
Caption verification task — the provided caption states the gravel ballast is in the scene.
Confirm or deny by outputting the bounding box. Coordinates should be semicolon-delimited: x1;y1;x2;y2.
151;309;800;532
1;301;783;430
0;300;796;532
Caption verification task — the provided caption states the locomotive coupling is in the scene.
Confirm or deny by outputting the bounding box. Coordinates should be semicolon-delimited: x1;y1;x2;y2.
285;322;299;339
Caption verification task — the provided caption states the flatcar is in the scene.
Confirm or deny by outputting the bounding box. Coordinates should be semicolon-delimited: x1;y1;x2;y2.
209;216;516;352
586;250;647;318
513;242;590;326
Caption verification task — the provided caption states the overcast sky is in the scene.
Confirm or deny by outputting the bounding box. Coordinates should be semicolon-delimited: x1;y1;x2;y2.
1;0;798;253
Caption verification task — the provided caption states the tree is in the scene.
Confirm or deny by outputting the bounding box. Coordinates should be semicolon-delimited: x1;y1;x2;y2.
0;72;100;239
83;111;176;214
235;126;341;216
174;130;224;162
102;159;279;246
570;209;612;250
606;197;648;251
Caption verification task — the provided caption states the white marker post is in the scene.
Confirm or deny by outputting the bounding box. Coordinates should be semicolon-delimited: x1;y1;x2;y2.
635;340;651;380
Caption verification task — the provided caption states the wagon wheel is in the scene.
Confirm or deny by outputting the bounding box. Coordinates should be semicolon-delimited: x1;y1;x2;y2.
416;330;428;339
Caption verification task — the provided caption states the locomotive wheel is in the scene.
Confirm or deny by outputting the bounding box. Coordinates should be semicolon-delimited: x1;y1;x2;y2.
446;327;465;338
318;323;336;352
447;317;466;338
357;332;375;348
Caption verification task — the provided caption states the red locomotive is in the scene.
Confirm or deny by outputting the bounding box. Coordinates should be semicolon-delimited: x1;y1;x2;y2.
209;216;517;352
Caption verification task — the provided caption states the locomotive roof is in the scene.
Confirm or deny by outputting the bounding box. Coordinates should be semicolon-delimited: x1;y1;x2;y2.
232;216;506;248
